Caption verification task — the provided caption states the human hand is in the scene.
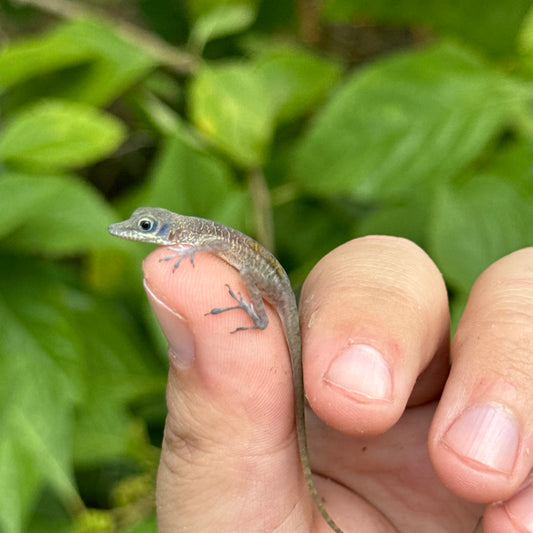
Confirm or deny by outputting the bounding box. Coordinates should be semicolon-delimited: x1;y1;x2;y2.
144;236;533;532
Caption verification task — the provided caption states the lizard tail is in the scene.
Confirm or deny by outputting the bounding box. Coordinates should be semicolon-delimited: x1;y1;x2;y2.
280;296;344;532
295;386;344;533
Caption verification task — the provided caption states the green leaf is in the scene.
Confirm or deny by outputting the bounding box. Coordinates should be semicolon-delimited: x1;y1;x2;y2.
254;44;342;123
26;490;72;533
70;294;165;464
53;18;157;106
0;27;94;92
519;5;533;52
0;259;82;533
0;437;42;533
0;99;126;171
0;173;118;254
0;18;157;108
482;141;533;200
189;4;256;54
0;254;164;532
292;42;530;200
321;0;533;56
429;176;533;291
136;134;249;228
189;62;276;168
356;188;431;245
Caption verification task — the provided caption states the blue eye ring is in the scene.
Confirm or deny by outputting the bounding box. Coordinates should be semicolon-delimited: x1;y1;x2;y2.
138;217;157;232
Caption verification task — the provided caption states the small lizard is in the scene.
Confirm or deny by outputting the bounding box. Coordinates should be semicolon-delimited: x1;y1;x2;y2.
109;206;343;532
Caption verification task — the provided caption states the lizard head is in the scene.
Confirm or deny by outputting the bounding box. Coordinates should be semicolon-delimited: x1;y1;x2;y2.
108;207;176;244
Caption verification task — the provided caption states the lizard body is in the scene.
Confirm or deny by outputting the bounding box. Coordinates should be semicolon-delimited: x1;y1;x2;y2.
109;206;343;532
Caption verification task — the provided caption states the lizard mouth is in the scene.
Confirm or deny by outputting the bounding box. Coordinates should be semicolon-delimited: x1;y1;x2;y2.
108;222;134;238
108;222;172;245
107;223;147;241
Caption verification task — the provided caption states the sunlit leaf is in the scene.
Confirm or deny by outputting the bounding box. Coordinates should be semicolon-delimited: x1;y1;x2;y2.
0;100;126;171
293;42;530;199
0;259;82;533
0;18;157;107
189;4;256;53
138;134;248;228
429;176;533;291
189;63;276;167
254;45;342;122
0;173;117;254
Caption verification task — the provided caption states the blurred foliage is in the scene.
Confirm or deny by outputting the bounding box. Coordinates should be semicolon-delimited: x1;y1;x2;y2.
1;0;533;531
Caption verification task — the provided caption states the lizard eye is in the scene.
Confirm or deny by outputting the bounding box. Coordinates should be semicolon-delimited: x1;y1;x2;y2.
138;217;156;232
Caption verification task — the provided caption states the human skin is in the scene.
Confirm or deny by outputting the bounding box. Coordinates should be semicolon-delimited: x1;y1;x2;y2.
143;235;533;532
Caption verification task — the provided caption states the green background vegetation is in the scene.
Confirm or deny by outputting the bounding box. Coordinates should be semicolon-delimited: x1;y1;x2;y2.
1;0;533;531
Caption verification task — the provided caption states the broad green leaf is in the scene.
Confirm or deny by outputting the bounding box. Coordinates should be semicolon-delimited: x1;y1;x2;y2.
0;255;164;532
0;259;82;533
52;18;157;106
69;294;165;464
0;28;94;91
137;134;248;228
0;173;117;254
0;18;157;107
519;5;533;52
189;4;256;54
292;42;530;200
321;0;533;56
254;45;342;123
429;176;533;291
0;437;42;533
483;141;533;200
0;100;126;171
26;490;72;533
356;188;431;245
0;175;57;236
73;402;135;465
189;62;276;168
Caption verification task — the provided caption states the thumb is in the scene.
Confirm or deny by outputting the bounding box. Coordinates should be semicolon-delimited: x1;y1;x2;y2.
142;247;313;532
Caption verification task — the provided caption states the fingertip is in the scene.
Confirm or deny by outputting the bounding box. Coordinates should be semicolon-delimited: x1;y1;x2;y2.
430;248;533;505
483;477;533;532
300;235;450;435
429;365;533;504
304;330;403;435
500;477;533;532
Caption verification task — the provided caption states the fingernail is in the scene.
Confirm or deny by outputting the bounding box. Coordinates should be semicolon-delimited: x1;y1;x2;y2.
324;344;393;402
144;281;195;368
504;477;533;531
442;403;520;474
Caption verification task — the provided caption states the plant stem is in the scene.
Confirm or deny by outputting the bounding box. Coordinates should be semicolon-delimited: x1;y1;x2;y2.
13;0;198;74
248;167;274;252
